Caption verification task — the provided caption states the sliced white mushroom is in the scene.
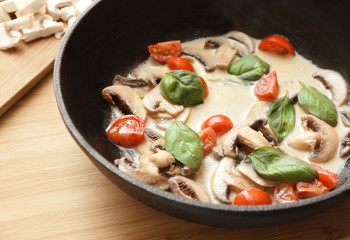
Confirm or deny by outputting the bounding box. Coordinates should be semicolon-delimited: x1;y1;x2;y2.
340;130;350;158
0;23;21;50
156;107;190;130
47;0;73;21
288;114;339;162
236;160;276;187
117;155;169;190
224;31;255;53
245;101;269;120
339;106;350;127
148;150;175;168
101;85;147;120
0;7;11;23
182;46;216;72
6;14;34;30
312;69;349;106
112;74;153;98
15;0;47;18
60;5;76;21
0;0;18;12
212;157;261;203
215;44;237;69
168;176;210;202
75;0;92;15
22;14;64;42
143;85;184;119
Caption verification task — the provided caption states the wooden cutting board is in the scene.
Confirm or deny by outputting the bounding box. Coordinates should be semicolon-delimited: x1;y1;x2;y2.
0;36;61;117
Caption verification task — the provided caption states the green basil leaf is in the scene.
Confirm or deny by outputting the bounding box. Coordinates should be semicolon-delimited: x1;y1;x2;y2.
208;78;254;86
165;121;204;171
298;83;337;126
249;146;318;182
267;93;295;142
159;70;204;107
227;55;269;81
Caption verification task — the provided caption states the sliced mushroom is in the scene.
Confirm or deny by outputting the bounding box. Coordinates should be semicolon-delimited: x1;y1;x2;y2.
312;69;349;106
0;23;21;50
288;131;321;151
245;101;269;120
160;161;193;178
0;0;18;13
204;37;248;56
117;156;169;190
150;138;165;152
47;0;73;21
156;107;190;130
182;46;216;72
236;160;276;187
22;14;64;42
221;121;271;159
339;106;350;127
112;74;153;98
340;131;350;158
15;0;47;18
0;7;11;23
169;176;210;202
131;68;167;87
224;31;255;54
249;118;278;146
288;114;339;162
102;85;147;120
75;0;92;15
143;85;184;119
144;128;162;142
212;157;261;203
60;6;76;21
215;45;237;69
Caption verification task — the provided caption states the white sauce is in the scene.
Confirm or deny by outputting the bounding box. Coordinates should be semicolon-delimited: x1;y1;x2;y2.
127;36;348;203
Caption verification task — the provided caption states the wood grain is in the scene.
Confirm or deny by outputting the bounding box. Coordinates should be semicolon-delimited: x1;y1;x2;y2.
0;36;61;117
1;73;350;240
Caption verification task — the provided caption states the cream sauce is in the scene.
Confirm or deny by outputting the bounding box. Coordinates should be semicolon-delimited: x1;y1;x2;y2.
125;36;348;203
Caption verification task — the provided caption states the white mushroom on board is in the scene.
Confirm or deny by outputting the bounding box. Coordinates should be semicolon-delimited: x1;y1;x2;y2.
0;6;11;23
0;22;22;50
15;0;47;18
47;0;73;21
288;114;339;162
312;69;349;106
168;176;210;202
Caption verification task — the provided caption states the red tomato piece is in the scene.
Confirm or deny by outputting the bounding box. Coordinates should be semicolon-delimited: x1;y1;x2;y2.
148;40;182;62
258;35;295;56
254;71;279;100
199;127;217;155
233;189;272;205
296;179;329;199
199;76;208;98
167;57;194;72
311;164;339;190
105;115;146;147
274;182;299;204
201;114;233;133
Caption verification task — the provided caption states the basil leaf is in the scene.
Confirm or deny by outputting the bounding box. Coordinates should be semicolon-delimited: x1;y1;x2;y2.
267;93;295;142
159;70;204;107
298;83;337;126
249;146;318;182
228;55;269;81
208;78;254;86
165;121;204;171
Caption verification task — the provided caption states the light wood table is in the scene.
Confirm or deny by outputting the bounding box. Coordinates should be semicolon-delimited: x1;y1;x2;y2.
2;73;350;239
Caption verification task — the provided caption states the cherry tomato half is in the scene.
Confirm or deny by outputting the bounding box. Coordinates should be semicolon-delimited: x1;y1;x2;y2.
148;40;182;62
199;76;208;98
254;71;279;100
296;179;329;199
258;35;295;56
167;57;194;72
201;114;233;133
274;182;299;204
105;115;146;147
311;164;339;190
199;127;217;155
233;189;272;205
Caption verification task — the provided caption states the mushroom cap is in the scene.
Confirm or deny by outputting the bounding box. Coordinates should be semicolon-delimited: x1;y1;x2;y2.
182;46;216;72
0;23;22;50
312;69;349;106
168;176;210;202
225;30;255;54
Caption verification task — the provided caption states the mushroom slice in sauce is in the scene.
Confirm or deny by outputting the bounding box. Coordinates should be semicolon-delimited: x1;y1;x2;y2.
143;85;184;120
236;160;276;187
221;121;271;159
112;74;152;98
182;46;216;72
312;69;349;106
288;114;339;163
168;176;210;202
215;45;237;69
156;107;191;130
340;130;350;158
249;118;278;146
339;106;350;127
102;85;147;120
224;31;255;53
212;157;261;203
161;161;193;178
116;156;169;190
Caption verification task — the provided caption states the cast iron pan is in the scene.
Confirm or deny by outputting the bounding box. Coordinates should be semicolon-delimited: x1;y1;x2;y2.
54;0;350;227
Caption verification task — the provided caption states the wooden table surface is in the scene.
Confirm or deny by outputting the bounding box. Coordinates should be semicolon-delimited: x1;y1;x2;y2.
1;73;350;240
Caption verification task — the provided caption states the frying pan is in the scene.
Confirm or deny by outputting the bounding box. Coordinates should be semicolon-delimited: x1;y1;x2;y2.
54;0;350;227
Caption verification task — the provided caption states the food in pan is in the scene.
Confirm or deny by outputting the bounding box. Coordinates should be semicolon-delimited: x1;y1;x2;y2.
102;31;349;205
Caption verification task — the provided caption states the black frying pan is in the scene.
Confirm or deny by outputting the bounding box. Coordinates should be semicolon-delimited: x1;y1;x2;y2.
54;0;350;227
